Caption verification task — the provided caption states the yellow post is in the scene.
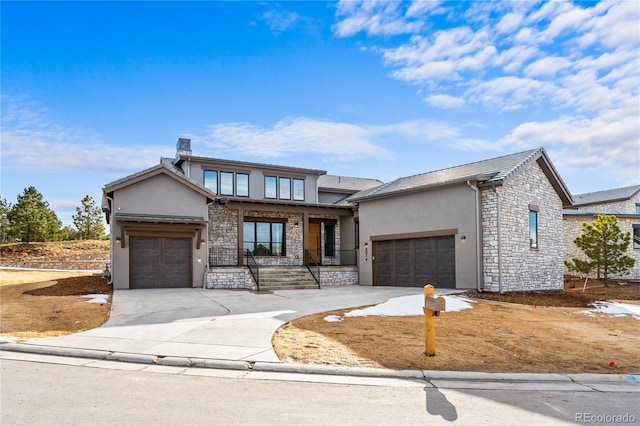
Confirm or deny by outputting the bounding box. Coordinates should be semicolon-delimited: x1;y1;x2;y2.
424;284;436;356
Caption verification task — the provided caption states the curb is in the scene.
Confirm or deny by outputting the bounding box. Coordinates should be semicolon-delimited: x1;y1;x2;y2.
2;342;639;385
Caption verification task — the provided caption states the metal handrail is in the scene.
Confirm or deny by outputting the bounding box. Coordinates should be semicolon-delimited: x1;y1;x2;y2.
245;249;260;291
305;249;358;266
304;250;321;288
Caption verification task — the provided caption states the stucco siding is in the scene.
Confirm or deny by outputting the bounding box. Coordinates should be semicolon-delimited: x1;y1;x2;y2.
481;161;564;292
110;173;209;289
357;184;478;289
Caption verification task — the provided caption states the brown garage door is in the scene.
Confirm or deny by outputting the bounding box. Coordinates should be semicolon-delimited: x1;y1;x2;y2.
374;236;456;288
130;237;192;289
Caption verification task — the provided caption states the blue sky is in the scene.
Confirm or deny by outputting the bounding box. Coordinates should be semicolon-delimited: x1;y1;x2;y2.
2;1;639;227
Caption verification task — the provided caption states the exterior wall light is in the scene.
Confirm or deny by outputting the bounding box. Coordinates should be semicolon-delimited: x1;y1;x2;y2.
460;235;467;241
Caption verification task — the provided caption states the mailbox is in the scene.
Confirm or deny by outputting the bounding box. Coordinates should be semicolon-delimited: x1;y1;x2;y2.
423;284;446;356
424;293;446;314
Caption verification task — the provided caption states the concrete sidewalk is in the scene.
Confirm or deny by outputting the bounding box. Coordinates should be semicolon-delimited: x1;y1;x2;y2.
7;286;438;363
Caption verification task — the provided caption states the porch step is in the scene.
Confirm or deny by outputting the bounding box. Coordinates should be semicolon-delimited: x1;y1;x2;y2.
258;266;319;290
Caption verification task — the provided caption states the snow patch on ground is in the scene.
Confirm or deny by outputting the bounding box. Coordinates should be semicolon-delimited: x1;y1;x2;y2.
0;335;16;343
324;294;473;322
81;294;110;304
580;302;640;320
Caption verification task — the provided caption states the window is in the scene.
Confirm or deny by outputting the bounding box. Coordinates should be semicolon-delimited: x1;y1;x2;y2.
220;172;234;196
203;170;218;194
325;224;335;256
529;210;538;249
636;204;640;215
354;220;359;249
279;177;291;200
236;173;249;197
243;221;285;256
633;225;640;249
265;176;277;199
293;179;305;201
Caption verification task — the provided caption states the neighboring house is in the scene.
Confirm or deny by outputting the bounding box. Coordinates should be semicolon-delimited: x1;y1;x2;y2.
103;140;572;292
563;185;640;282
349;148;572;292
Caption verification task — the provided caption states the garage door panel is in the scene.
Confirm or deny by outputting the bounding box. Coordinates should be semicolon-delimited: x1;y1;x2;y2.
375;241;394;286
394;240;413;287
130;236;192;289
374;235;456;289
130;237;161;289
164;238;192;288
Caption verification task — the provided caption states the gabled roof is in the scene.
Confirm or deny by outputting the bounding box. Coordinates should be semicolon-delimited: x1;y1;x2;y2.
102;162;216;203
570;185;640;207
349;148;573;206
175;154;327;176
318;175;383;193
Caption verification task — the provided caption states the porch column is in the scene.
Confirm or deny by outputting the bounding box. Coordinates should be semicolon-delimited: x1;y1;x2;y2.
303;213;310;259
237;207;244;266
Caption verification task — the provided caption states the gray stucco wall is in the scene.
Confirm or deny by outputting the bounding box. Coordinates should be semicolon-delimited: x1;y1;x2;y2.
110;173;209;289
481;161;564;292
357;184;478;289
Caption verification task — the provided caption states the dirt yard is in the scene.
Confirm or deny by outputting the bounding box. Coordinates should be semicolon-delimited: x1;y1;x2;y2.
273;280;640;374
0;269;112;339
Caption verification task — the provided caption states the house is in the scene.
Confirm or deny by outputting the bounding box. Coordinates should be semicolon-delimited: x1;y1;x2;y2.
103;139;572;292
563;185;640;282
103;138;380;290
349;148;572;292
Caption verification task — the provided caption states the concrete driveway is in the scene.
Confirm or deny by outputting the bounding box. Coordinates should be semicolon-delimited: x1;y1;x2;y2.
27;286;448;363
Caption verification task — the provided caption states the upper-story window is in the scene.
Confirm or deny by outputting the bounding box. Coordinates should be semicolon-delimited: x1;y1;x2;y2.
529;208;538;249
204;170;218;194
293;178;305;201
265;176;305;201
636;203;640;215
204;170;249;197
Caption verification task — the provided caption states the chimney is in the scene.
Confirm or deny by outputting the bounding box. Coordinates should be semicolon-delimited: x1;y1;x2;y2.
176;138;192;156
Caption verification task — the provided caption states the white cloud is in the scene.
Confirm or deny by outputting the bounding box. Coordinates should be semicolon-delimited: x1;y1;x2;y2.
0;96;163;174
333;0;426;37
524;56;572;78
425;93;465;109
262;8;299;34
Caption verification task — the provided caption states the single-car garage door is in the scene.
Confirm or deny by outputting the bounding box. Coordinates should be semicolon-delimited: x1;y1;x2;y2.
374;236;455;288
130;237;192;289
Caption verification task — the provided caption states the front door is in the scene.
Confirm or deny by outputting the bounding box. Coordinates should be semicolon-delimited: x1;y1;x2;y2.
308;222;321;264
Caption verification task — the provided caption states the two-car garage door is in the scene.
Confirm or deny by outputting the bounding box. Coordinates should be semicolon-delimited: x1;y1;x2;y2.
130;237;192;289
374;236;456;288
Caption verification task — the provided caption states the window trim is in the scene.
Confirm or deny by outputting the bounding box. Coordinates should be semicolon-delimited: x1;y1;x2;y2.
236;173;249;197
529;209;538;249
203;170;218;194
243;219;287;257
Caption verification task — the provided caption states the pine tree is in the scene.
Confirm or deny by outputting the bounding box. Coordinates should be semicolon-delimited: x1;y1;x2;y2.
0;197;12;242
565;214;635;286
72;195;105;240
7;186;62;243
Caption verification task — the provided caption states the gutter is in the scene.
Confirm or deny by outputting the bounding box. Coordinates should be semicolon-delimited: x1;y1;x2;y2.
106;195;115;286
203;199;215;290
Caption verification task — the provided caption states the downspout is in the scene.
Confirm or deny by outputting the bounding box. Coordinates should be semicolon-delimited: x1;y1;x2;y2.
467;180;483;291
492;185;503;294
203;199;215;289
106;195;115;286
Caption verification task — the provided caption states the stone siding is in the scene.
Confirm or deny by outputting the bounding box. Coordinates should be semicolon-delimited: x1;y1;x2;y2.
481;162;564;292
206;267;256;290
564;215;640;281
208;204;239;265
319;266;359;286
0;256;109;271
